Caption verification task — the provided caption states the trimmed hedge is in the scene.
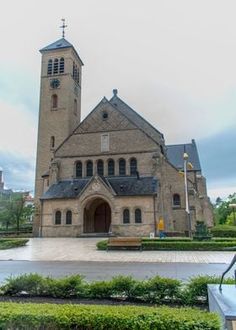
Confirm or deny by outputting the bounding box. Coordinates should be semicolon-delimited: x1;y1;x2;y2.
142;240;236;251
143;237;191;242
210;225;236;238
96;239;107;250
0;303;220;330
1;273;234;307
0;238;28;250
97;239;236;251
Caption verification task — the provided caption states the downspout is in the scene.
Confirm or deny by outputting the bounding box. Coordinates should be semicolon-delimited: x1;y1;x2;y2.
39;199;44;238
153;195;157;237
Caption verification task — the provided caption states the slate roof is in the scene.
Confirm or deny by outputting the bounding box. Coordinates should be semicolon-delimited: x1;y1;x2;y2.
109;95;164;146
40;38;84;65
41;179;89;200
107;176;158;196
41;176;158;200
166;139;201;171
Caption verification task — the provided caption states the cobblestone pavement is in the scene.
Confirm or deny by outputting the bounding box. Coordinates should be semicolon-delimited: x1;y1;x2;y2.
0;238;235;264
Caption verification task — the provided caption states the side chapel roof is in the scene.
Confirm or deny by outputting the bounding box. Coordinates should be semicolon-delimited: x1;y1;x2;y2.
166;139;201;171
41;176;158;200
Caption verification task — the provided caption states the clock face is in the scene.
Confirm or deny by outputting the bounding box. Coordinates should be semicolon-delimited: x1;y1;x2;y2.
50;79;60;89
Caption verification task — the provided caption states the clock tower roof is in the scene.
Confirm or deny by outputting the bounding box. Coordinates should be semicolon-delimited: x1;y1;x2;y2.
40;38;83;65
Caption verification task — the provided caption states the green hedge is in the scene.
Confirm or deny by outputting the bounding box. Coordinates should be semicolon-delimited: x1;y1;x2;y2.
0;303;220;330
210;225;236;237
142;240;236;250
97;239;236;251
96;239;107;250
184;275;235;305
0;238;28;250
1;273;234;307
142;237;191;242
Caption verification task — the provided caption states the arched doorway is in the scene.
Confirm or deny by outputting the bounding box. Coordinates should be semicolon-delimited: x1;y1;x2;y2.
83;198;111;233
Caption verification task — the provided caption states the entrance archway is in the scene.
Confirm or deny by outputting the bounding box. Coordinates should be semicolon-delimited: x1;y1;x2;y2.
83;198;111;233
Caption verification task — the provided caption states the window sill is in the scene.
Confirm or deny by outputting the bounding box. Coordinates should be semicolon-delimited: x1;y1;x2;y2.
172;206;181;210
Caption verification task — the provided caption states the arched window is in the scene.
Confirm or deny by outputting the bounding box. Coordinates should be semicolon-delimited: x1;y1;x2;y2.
123;209;130;224
53;58;59;74
119;159;126;175
130;158;137;176
55;210;61;225
59;57;64;73
76;69;80;84
52;94;58;108
135;208;142;223
74;99;77;115
86;161;93;177
108;159;115;176
50;136;55;149
47;59;53;75
97;160;104;176
173;194;181;207
76;161;82;178
66;210;72;225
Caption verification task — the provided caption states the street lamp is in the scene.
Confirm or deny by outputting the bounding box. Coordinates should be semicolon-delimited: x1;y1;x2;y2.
229;204;236;225
183;152;192;237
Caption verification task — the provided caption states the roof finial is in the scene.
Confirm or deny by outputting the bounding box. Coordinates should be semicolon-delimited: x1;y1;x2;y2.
113;89;118;96
60;18;67;38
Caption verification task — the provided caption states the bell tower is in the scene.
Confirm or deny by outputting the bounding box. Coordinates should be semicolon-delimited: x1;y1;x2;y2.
34;25;83;235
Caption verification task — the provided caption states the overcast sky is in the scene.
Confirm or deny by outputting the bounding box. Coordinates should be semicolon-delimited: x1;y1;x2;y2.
0;0;236;200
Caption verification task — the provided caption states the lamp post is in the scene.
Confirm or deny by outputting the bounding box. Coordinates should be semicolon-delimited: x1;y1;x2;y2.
229;204;236;225
183;152;192;237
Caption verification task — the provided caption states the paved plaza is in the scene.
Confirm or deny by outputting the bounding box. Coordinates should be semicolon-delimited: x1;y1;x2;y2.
0;238;234;264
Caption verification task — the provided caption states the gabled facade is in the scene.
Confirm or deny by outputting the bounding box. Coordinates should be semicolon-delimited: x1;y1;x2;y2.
34;37;213;237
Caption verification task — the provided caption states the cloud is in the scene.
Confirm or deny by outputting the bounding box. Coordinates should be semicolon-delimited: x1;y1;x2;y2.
0;100;37;158
0;151;35;192
197;127;236;200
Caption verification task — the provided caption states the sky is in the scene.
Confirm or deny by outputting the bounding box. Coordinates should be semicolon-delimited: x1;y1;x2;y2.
0;0;236;201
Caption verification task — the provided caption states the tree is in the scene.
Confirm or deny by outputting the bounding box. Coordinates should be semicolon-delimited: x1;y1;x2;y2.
0;193;34;233
214;193;236;225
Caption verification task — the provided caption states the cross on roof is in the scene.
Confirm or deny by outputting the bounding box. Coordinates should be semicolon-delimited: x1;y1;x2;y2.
60;18;67;38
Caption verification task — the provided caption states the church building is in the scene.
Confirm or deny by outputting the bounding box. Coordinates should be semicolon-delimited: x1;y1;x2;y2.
34;34;213;237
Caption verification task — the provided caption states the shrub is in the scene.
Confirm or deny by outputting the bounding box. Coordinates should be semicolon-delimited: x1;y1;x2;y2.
110;275;137;299
0;238;28;250
142;240;236;250
1;273;234;309
1;274;86;298
96;239;107;250
96;238;236;251
88;280;113;299
183;275;235;305
0;303;220;330
145;276;182;303
1;273;46;296
142;237;191;242
45;275;86;298
211;225;236;238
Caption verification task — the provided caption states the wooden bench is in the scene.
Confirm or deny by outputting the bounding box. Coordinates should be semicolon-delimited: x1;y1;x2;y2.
107;237;142;251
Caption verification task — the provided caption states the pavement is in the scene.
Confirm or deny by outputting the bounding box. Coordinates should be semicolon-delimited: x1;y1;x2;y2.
0;237;235;264
0;238;234;282
0;260;233;283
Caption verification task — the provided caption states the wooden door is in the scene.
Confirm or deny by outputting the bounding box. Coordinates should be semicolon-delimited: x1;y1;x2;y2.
94;202;111;232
